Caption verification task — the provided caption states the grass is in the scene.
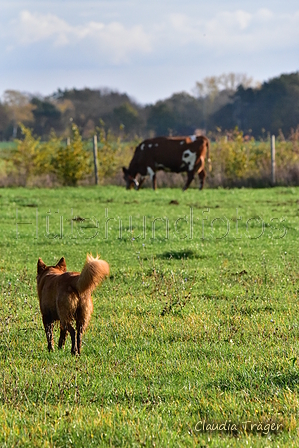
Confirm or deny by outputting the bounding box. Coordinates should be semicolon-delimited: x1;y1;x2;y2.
0;185;299;447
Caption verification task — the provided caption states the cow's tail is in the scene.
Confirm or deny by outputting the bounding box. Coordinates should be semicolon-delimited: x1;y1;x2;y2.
206;138;212;172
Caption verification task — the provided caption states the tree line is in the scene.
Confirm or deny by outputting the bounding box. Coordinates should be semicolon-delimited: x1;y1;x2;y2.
0;72;299;141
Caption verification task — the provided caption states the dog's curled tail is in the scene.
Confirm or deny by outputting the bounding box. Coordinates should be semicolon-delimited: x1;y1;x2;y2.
77;254;109;294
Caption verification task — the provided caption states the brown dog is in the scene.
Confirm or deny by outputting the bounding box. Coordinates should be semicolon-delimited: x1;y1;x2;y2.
37;254;109;355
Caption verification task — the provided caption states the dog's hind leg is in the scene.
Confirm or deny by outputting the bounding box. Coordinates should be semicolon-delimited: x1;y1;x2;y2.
67;324;77;355
43;316;54;351
76;323;84;355
58;326;68;349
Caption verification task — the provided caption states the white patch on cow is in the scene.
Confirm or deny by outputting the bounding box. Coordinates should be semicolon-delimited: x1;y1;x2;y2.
155;143;158;147
182;149;196;170
180;141;185;145
189;135;196;142
140;143;145;150
147;166;155;180
148;144;152;148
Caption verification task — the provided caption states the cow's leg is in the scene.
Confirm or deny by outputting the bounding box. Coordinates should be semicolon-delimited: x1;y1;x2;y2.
183;171;194;191
197;156;206;190
137;176;146;190
152;174;157;190
198;169;206;190
146;166;157;190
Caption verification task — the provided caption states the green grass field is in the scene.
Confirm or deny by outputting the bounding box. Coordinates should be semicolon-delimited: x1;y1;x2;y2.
0;185;299;447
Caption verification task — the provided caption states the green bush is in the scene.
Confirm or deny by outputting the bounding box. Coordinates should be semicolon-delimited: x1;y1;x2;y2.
50;124;92;186
209;128;299;187
10;124;41;184
8;124;92;186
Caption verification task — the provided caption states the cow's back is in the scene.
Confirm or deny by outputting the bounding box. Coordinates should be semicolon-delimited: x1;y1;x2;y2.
137;137;188;164
130;135;208;174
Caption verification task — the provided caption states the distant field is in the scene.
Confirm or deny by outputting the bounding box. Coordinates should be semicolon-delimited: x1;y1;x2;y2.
0;142;15;160
0;141;16;149
0;143;15;177
0;186;299;447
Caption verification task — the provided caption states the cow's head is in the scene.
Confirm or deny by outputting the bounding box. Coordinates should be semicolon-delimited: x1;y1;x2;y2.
122;167;139;190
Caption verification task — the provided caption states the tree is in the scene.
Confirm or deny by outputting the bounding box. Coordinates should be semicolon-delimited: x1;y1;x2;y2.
147;102;176;135
54;88;141;137
112;102;141;135
210;72;299;137
3;90;36;138
31;97;61;137
146;92;204;136
193;73;258;131
194;73;256;97
0;102;10;140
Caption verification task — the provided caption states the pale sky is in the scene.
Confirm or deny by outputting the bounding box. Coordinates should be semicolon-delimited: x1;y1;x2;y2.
1;0;299;104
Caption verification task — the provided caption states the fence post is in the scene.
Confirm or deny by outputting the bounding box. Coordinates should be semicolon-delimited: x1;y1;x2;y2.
271;135;276;185
66;137;70;146
93;134;99;185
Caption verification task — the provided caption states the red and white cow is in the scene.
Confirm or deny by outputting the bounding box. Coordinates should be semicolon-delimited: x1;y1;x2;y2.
123;135;211;191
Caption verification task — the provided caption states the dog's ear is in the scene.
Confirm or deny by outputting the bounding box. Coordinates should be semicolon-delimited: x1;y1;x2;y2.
37;258;46;274
56;257;67;272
